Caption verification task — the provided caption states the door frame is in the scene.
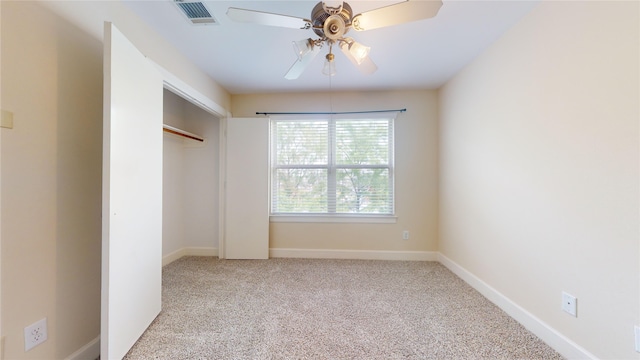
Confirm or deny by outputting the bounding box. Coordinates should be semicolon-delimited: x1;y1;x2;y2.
149;61;228;259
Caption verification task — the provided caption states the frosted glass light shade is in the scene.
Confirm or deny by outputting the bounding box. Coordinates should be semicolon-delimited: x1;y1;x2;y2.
293;39;313;60
322;57;337;76
348;41;370;64
339;39;378;75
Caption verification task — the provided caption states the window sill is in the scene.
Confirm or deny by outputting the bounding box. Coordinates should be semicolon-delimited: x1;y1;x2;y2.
269;215;397;224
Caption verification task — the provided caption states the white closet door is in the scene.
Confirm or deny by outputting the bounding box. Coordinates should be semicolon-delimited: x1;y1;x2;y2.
102;22;163;359
225;118;269;259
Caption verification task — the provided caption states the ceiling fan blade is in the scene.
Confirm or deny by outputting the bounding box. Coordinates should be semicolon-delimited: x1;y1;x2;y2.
227;7;312;29
352;0;443;32
285;46;321;80
339;42;377;75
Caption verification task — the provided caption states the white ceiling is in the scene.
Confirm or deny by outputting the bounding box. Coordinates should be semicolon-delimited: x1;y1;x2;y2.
123;0;538;94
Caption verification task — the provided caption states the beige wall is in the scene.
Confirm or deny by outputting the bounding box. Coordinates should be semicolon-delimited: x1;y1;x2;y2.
182;99;220;250
1;1;229;359
1;2;101;358
232;90;439;252
438;1;639;359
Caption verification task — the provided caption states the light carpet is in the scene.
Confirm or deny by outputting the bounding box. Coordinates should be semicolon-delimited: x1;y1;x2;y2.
124;257;563;359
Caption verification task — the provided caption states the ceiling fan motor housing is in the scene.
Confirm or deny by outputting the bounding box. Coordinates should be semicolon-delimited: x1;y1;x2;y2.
311;1;353;39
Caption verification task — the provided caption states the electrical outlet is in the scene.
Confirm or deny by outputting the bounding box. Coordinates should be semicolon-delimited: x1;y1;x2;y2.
634;325;640;353
562;292;577;317
24;318;48;351
402;230;409;240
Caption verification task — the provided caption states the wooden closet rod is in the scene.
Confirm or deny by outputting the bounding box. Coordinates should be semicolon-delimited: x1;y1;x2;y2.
162;124;204;142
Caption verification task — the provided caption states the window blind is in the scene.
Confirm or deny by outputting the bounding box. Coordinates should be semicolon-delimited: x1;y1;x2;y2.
270;114;394;215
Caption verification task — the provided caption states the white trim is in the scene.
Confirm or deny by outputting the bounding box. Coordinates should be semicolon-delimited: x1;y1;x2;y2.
437;253;597;360
270;215;397;224
186;246;218;257
65;336;100;360
148;60;226;118
162;248;187;266
218;115;229;259
162;247;219;266
150;60;228;260
270;248;437;261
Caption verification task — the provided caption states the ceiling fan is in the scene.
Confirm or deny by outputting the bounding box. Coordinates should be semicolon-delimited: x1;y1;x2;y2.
227;1;443;79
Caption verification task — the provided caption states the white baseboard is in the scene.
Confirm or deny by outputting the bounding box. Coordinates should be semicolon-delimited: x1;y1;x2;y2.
437;253;596;360
65;336;99;360
163;247;218;266
270;248;438;261
163;248;187;266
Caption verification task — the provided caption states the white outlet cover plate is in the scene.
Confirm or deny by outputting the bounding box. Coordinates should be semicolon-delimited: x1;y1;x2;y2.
562;291;577;317
24;318;48;351
634;325;640;353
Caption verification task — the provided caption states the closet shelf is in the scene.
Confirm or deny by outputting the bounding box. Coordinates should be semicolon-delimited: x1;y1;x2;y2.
163;124;204;142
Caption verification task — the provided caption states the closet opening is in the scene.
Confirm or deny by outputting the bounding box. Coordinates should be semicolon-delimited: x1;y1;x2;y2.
162;88;221;265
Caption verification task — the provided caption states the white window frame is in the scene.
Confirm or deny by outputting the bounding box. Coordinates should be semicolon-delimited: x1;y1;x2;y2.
269;114;397;224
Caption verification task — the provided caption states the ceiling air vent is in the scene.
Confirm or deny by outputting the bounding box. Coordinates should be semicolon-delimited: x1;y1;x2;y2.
174;0;218;25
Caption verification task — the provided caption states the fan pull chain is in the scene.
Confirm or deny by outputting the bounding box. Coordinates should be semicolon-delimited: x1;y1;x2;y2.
329;71;334;115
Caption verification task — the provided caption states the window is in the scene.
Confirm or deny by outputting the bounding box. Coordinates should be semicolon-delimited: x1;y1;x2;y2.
270;114;394;217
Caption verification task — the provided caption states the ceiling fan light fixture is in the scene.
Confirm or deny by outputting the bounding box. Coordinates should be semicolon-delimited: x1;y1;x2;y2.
322;52;337;76
228;0;443;79
323;15;347;40
339;38;370;64
339;39;377;75
347;40;370;65
322;1;344;15
293;38;314;60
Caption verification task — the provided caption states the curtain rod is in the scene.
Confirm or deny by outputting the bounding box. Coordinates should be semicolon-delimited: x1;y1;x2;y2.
256;108;406;116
